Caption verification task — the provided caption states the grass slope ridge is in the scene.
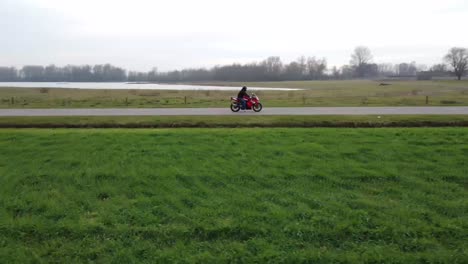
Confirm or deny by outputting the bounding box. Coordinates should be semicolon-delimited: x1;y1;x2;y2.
0;128;467;262
1;115;468;128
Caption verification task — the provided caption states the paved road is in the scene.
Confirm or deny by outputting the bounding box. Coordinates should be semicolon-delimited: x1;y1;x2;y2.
1;107;468;116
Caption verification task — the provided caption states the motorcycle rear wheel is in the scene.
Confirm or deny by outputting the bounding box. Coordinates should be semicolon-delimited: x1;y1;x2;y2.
253;103;263;112
230;103;241;112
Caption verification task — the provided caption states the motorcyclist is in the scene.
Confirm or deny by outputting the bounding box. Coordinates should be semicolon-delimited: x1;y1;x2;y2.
237;86;250;110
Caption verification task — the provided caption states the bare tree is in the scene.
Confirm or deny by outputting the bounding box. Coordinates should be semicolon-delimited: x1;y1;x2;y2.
430;63;447;73
444;47;468;80
297;56;307;77
306;57;327;79
350;46;373;77
396;62;417;76
0;67;18;81
262;56;283;80
417;64;427;72
21;66;45;81
350;46;373;66
431;64;447;72
331;66;340;79
377;63;394;76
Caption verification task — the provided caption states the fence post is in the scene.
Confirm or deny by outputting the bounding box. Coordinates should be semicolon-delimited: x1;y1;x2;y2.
426;96;429;105
184;96;187;105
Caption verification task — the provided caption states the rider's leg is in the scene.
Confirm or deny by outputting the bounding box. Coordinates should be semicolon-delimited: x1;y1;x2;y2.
241;99;246;110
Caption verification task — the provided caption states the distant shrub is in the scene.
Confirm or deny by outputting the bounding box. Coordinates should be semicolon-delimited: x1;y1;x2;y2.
411;89;420;95
417;72;433;80
440;100;457;104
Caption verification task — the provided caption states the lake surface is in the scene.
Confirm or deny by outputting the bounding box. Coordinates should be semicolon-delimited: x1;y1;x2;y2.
0;82;300;91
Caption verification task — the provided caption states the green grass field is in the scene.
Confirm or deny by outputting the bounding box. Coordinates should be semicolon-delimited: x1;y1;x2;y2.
1;80;468;108
1;128;467;263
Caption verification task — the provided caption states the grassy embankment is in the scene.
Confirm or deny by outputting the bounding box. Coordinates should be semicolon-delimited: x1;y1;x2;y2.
1;115;468;128
1;80;468;108
0;128;467;262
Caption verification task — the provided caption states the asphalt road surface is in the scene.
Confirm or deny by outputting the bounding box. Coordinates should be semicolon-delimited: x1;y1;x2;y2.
1;107;468;116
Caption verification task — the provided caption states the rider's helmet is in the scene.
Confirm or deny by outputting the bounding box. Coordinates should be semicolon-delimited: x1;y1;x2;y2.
242;86;247;91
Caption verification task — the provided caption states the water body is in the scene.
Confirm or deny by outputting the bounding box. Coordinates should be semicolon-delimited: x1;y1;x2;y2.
0;82;301;91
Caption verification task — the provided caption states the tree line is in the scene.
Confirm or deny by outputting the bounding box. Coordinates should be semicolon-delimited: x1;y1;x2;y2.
1;47;467;82
0;64;126;82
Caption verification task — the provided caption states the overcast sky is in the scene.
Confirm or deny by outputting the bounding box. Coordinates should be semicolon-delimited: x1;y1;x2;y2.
1;0;467;71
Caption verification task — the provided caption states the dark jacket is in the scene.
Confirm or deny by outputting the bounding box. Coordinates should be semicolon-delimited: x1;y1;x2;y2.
237;90;249;99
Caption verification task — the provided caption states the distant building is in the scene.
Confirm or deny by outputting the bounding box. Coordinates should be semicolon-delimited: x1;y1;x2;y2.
417;71;452;80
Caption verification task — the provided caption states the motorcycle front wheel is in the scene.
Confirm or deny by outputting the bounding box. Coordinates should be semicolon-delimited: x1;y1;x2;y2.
253;103;263;112
230;103;241;112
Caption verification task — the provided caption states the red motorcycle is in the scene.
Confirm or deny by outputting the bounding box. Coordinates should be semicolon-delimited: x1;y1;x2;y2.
230;93;263;112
